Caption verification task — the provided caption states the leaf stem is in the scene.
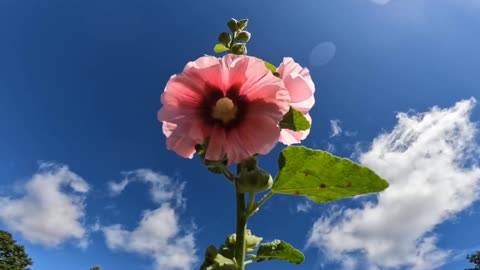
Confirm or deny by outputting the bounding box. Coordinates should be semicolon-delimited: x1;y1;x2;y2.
247;192;256;213
221;166;236;182
246;191;273;217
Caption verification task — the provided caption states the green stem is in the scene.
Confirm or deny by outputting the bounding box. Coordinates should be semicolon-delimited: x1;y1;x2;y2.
235;190;247;270
247;192;256;213
221;166;235;182
246;191;273;217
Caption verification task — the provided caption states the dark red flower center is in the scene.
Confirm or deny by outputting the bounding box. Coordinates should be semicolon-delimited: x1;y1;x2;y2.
199;84;249;130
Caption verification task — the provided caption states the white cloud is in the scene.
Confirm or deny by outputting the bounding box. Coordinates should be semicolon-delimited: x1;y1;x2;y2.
103;169;196;270
345;130;358;137
0;162;89;247
330;119;343;138
307;99;480;270
108;169;185;207
326;143;336;153
370;0;391;5
296;199;313;213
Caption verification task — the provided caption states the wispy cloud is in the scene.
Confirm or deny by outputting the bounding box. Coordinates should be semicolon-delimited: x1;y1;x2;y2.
307;99;480;270
330;119;343;138
103;169;196;270
0;162;89;248
326;143;336;153
108;169;185;207
296;199;313;213
344;130;358;137
370;0;391;5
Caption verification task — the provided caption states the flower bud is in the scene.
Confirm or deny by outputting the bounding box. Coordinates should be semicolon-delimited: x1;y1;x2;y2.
236;167;273;193
237;19;248;30
235;31;251;43
227;18;238;32
219;244;234;259
225;233;236;247
203;159;225;174
245;230;263;252
205;245;219;261
231;43;247;55
224;231;262;252
218;32;232;46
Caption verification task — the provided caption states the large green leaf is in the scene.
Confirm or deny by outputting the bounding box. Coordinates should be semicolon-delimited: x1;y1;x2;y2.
272;146;389;203
279;107;311;132
255;240;304;264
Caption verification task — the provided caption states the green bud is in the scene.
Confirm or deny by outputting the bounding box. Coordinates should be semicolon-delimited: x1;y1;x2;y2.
227;18;238;32
237;19;248;30
236;157;272;193
200;245;236;270
224;231;262;252
218;32;232;46
235;31;251;43
225;233;236;247
205;245;219;262
231;43;247;55
204;159;225;168
237;156;258;172
245;230;263;252
219;244;234;259
237;168;273;193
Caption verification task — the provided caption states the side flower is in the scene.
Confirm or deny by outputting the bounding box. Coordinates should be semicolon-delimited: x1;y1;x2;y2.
158;54;290;164
277;57;315;145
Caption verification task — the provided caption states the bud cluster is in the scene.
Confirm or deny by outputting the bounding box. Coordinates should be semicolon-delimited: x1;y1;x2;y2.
216;18;251;55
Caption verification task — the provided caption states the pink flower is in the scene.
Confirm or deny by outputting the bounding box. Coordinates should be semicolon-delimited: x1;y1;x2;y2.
158;54;290;164
277;57;315;145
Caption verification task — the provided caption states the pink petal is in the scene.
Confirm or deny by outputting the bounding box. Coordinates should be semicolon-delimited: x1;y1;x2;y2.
292;95;315;113
224;115;281;164
279;129;303;145
205;126;227;161
279;114;311;145
276;57;315;145
240;57;282;97
283;73;314;104
278;57;303;78
163;120;209;159
162;121;176;137
220;54;249;91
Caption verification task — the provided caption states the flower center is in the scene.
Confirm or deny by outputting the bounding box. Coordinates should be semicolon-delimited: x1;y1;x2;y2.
211;97;238;124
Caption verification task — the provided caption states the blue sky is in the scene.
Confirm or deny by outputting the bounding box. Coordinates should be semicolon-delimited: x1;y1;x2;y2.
0;0;479;270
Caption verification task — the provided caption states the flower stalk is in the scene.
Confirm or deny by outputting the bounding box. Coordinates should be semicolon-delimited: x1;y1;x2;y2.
234;189;247;270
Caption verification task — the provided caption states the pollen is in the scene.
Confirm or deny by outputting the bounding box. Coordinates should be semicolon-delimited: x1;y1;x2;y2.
211;97;238;123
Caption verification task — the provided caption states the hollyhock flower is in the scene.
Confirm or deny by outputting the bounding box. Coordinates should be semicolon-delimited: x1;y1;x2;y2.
158;54;290;164
277;57;315;145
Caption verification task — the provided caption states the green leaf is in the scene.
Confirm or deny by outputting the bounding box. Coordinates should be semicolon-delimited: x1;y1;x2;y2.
272;146;389;203
214;43;229;53
255;240;304;264
264;61;277;73
279;107;311;131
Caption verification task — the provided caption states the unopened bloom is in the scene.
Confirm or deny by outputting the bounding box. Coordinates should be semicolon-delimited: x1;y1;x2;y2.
158;54;290;164
277;57;315;145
